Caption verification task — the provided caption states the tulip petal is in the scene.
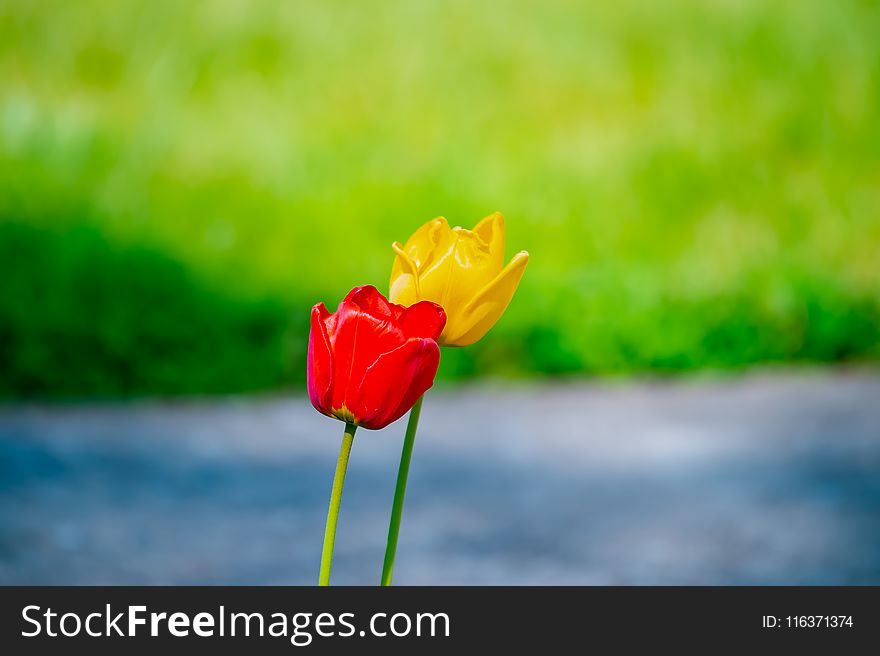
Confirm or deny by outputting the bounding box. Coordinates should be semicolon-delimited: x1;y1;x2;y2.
346;284;402;321
307;303;335;417
443;250;529;346
389;242;422;306
419;228;496;318
472;212;505;270
329;299;406;413
401;300;446;340
354;337;440;429
407;217;450;266
408;217;460;280
391;217;449;278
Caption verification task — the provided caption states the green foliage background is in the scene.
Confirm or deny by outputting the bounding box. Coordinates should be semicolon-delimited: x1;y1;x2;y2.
1;0;878;396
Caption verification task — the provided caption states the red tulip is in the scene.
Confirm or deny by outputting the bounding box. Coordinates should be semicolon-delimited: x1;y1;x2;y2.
308;285;446;430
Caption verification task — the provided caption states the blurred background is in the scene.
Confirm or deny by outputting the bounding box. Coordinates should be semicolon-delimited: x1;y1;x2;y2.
1;0;878;584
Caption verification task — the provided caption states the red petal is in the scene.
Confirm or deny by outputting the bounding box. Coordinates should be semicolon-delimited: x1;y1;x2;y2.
344;284;404;321
329;299;406;414
307;303;334;416
401;300;446;340
354;337;440;429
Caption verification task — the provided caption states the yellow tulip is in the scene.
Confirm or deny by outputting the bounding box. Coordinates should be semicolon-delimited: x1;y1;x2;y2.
389;212;529;347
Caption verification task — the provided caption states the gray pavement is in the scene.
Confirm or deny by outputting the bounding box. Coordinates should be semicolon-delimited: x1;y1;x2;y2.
1;369;879;585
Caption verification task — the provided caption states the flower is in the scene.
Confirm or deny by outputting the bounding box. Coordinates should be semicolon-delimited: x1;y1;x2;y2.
389;212;529;347
308;285;446;430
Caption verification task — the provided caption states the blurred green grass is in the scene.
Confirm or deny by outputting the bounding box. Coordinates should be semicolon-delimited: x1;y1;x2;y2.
1;0;878;396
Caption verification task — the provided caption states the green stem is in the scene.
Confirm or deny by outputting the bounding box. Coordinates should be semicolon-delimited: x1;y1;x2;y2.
318;422;357;586
381;394;424;586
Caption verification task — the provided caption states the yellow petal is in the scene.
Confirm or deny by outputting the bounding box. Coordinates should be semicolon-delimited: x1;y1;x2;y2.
390;217;449;289
418;227;498;327
441;250;529;347
405;217;450;267
472;211;505;271
389;242;421;306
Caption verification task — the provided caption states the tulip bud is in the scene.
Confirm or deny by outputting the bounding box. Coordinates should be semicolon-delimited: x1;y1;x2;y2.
308;285;446;430
389;212;528;347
